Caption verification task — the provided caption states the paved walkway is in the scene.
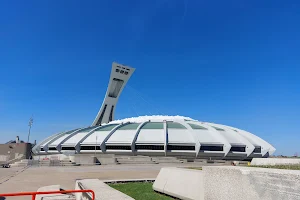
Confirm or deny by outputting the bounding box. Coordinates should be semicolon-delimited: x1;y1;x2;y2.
0;163;204;199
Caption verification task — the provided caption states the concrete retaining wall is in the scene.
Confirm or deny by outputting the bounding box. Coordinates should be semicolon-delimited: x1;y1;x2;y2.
74;155;97;165
98;157;117;165
251;158;300;166
0;143;31;160
203;166;300;200
153;167;204;200
75;179;134;200
33;154;69;160
154;166;300;200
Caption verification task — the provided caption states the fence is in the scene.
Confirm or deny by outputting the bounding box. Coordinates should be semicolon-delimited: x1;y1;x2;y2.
0;189;95;200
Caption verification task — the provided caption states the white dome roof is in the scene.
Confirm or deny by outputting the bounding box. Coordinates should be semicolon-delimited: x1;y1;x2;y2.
32;115;275;160
109;115;195;124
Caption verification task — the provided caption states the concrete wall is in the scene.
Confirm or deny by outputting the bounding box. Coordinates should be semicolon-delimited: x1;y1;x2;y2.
32;154;76;162
251;158;300;166
75;179;134;200
153;167;204;200
203;166;300;200
0;143;31;161
34;153;117;165
74;155;98;165
154;166;300;200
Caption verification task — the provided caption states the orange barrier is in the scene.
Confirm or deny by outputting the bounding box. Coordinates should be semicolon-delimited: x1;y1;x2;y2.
0;189;95;200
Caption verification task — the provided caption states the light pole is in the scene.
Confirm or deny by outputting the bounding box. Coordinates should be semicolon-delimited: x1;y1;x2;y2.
94;136;98;158
27;116;33;143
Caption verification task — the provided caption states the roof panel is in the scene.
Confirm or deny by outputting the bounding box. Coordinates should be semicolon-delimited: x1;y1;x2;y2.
49;134;70;146
205;123;255;151
167;129;195;144
107;130;137;143
63;126;101;145
136;129;165;143
81;130;112;144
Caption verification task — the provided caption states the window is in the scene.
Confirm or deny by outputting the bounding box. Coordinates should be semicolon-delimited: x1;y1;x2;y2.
141;122;164;129
135;145;164;150
200;145;223;151
115;69;120;72
65;129;80;134
48;147;57;151
124;71;128;75
118;123;140;130
230;146;246;152
40;148;45;151
80;126;99;133
167;145;195;151
61;146;76;151
253;147;261;153
108;78;124;98
106;145;131;150
120;70;124;74
80;146;100;150
98;124;119;131
188;123;207;130
167;122;187;129
212;126;225;131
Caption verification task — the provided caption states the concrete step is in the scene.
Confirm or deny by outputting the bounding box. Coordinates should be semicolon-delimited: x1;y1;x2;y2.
151;157;178;161
117;160;156;164
194;159;207;162
117;158;152;162
154;160;183;163
60;163;80;166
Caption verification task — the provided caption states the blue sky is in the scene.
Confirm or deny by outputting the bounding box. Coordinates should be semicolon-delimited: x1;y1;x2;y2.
0;0;299;155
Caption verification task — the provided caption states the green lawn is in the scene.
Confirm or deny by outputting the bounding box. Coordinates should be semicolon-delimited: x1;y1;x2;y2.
250;165;300;170
108;182;174;200
186;167;202;170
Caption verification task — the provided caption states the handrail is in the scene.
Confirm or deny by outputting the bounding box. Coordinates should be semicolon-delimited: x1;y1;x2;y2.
0;189;95;200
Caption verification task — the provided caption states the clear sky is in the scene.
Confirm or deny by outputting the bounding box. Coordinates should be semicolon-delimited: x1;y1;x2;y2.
0;0;299;155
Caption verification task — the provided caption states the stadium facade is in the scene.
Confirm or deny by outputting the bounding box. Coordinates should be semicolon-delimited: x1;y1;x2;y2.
32;62;275;160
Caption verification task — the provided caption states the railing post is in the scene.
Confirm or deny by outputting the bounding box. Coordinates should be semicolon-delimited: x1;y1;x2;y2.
32;194;36;200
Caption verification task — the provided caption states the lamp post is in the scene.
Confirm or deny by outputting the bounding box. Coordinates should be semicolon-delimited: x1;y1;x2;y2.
27;116;33;143
94;136;98;158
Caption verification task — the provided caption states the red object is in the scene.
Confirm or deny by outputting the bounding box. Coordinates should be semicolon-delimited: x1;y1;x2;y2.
0;189;95;200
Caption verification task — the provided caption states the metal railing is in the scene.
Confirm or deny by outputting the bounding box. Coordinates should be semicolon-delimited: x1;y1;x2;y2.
0;189;95;200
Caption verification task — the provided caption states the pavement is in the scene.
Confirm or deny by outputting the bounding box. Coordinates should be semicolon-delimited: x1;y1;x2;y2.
0;162;205;200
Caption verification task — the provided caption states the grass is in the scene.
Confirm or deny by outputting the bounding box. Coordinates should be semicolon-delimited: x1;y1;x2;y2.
108;182;175;200
186;167;202;170
250;165;300;170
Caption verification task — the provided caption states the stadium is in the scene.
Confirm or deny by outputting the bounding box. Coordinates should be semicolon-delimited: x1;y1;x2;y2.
32;62;275;161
